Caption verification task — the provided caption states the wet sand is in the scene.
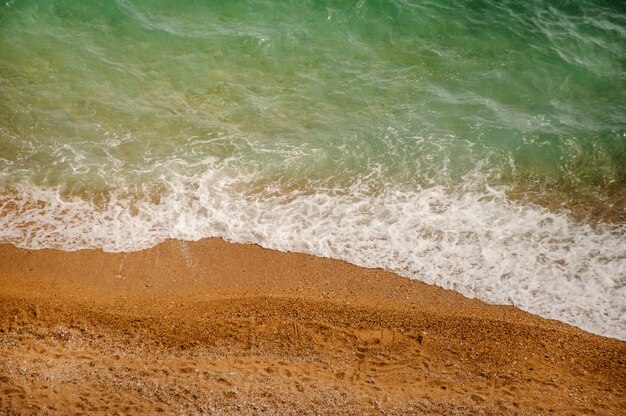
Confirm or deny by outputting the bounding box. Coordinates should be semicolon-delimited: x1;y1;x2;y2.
0;238;624;415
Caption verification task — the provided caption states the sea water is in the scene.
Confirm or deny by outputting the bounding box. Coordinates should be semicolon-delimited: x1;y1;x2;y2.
1;0;624;339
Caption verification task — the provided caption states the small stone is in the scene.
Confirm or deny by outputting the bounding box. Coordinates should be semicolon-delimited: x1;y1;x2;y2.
224;387;238;398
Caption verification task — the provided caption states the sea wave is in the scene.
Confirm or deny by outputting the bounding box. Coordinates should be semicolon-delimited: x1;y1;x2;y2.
1;178;624;340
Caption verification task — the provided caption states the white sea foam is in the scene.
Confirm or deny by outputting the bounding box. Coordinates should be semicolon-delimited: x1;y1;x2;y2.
1;175;625;340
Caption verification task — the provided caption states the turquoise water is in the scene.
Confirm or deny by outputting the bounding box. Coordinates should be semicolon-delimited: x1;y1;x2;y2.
1;1;625;339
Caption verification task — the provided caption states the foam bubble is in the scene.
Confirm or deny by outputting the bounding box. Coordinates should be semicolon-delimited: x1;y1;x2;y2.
1;176;624;340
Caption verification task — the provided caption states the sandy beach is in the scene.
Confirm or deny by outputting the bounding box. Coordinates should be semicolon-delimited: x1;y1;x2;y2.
0;238;624;415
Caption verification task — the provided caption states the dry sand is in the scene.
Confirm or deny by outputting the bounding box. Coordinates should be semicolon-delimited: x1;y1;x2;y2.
0;238;624;415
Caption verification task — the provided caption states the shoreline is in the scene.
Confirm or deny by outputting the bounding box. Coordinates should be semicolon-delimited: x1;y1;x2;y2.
1;238;624;414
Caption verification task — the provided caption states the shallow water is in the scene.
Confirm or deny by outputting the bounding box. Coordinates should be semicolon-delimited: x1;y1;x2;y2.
1;0;625;339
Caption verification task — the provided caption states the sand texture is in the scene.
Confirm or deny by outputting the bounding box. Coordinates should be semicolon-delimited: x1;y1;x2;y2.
0;238;624;415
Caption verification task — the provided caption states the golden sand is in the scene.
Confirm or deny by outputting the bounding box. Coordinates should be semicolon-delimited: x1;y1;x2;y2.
0;238;624;414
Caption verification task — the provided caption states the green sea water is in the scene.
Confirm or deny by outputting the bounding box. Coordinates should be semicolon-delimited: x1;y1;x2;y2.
0;1;625;339
2;0;625;212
